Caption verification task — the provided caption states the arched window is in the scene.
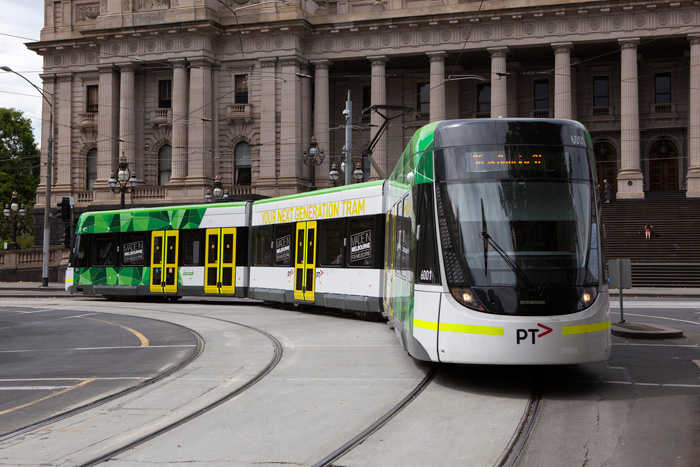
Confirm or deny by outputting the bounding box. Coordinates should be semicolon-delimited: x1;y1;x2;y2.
158;145;172;186
86;148;97;190
235;142;252;186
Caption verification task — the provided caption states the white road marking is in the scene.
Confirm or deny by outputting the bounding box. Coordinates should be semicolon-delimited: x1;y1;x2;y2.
0;344;197;354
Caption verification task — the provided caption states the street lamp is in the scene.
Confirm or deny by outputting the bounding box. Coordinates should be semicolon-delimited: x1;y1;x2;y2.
302;135;325;189
108;152;138;209
352;161;364;182
205;175;229;203
1;65;54;286
329;162;340;183
3;191;26;250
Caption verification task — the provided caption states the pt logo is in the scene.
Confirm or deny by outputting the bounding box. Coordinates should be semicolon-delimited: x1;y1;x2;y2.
516;323;553;344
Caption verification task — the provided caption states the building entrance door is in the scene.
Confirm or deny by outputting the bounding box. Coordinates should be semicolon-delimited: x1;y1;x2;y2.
649;140;678;191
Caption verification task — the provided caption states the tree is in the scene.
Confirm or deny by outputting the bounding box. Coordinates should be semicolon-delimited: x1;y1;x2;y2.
0;108;40;247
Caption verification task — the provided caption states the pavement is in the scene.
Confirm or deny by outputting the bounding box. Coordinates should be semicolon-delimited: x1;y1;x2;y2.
0;282;696;339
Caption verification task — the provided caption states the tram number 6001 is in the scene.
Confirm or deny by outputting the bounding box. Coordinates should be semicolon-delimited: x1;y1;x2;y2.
420;269;433;282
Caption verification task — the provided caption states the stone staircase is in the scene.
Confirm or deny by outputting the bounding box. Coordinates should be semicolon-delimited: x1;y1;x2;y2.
601;191;700;287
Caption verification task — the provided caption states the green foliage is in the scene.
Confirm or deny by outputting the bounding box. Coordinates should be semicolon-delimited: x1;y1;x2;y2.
0;107;40;206
0;108;40;247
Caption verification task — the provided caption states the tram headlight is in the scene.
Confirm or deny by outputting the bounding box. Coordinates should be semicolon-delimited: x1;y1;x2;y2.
450;287;484;311
576;286;598;311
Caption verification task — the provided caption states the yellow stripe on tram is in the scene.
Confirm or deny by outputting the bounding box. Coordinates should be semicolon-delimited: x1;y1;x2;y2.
562;321;611;335
414;319;504;336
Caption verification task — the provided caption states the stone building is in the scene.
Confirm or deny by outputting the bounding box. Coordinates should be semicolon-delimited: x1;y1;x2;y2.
27;0;700;244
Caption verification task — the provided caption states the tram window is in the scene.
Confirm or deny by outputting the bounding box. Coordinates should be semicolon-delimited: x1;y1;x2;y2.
121;233;148;267
274;224;294;266
253;226;273;266
348;217;374;267
401;197;414;276
91;234;117;266
236;228;249;267
319;220;344;267
182;229;205;266
71;234;88;268
415;184;441;284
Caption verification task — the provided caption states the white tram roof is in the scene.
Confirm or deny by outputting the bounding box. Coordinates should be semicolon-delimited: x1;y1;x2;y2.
251;180;385;227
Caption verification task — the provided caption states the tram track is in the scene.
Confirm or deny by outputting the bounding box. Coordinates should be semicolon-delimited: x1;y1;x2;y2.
494;372;543;467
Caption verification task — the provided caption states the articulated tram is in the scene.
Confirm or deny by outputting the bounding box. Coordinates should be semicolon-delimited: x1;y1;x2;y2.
66;119;610;365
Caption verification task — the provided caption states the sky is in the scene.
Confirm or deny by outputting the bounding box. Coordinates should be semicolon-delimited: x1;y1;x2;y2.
0;0;46;146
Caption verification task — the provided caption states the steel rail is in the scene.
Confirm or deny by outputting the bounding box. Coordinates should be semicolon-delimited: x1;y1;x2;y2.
312;364;438;467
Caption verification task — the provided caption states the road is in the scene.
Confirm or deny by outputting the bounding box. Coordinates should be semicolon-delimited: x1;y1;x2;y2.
0;296;697;466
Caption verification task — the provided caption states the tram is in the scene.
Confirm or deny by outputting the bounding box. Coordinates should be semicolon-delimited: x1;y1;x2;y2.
385;119;611;364
65;118;610;365
65;201;251;299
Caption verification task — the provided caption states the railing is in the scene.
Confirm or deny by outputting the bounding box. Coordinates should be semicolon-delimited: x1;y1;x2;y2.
133;186;165;199
230;186;252;196
414;112;430;122
531;109;552;118
75;190;94;203
77;112;97;129
591;106;613;117
474;111;491;119
150;109;172;126
651;103;675;114
226;103;252;122
0;247;67;270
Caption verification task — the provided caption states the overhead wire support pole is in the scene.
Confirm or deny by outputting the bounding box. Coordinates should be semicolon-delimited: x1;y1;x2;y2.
344;90;352;186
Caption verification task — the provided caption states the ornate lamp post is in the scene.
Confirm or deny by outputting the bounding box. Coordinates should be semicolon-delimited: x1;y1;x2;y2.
205;175;229;203
3;191;26;250
302;135;325;190
108;153;138;209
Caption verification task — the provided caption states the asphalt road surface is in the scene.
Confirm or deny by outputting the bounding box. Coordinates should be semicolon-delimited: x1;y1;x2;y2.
0;296;697;466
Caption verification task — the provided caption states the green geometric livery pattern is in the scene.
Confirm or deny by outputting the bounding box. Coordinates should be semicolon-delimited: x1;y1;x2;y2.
75;266;150;286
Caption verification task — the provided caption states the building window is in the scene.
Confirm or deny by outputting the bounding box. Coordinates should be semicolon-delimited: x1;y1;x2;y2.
158;80;172;108
417;82;430;113
235;141;252;186
477;84;491;113
86;85;98;113
86;148;97;190
158;145;172;185
593;77;609;107
235;75;248;104
655;72;671;104
534;80;550;110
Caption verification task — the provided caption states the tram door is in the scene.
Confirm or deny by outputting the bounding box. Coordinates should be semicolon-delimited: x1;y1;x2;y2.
204;228;236;295
294;221;317;302
150;230;179;294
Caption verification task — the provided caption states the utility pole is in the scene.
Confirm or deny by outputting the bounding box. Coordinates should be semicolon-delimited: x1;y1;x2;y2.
42;90;54;286
344;90;352;186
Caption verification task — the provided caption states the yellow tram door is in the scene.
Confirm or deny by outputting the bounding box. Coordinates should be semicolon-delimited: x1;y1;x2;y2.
204;228;237;295
150;230;179;294
294;221;317;302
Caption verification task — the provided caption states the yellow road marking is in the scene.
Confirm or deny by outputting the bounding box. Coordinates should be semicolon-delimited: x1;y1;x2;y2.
0;379;94;416
78;317;149;347
562;321;611;335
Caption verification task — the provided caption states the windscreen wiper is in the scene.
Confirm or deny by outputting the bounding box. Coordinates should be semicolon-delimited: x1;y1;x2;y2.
480;200;538;292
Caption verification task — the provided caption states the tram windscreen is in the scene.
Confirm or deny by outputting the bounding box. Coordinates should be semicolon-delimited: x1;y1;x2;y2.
437;144;595;288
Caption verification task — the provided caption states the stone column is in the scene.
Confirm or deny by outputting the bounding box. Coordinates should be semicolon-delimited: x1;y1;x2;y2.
56;74;73;187
427;52;446;122
617;39;644;199
553;42;573;120
118;65;136;168
97;65;119;184
369;55;388;178
687;35;700;198
258;58;278;194
489;47;508;118
312;60;331;188
170;60;189;182
279;56;303;193
187;58;213;186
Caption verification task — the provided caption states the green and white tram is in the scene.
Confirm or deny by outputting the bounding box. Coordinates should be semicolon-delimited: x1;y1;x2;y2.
65;202;250;299
385;119;611;364
249;181;385;315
